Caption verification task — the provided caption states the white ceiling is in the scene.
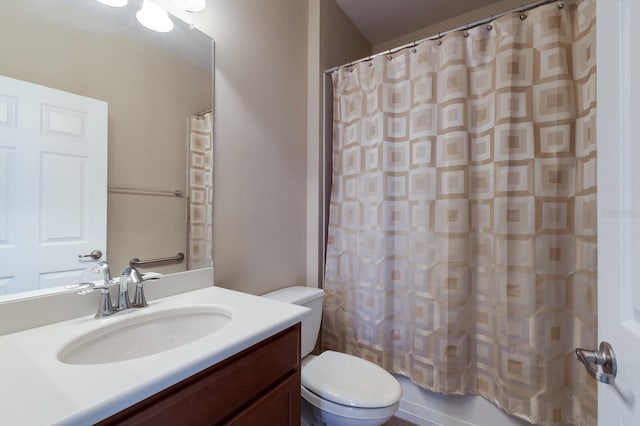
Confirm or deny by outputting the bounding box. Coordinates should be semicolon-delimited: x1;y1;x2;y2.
333;0;502;45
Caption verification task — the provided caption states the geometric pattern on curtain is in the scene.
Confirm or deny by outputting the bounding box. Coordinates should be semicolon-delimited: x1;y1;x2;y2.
322;1;596;424
187;111;213;270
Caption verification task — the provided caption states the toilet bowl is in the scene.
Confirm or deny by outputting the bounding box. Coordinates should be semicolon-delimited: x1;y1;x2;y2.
263;286;402;426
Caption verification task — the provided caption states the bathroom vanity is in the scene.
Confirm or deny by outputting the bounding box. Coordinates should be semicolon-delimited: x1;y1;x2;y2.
99;325;301;425
0;284;308;425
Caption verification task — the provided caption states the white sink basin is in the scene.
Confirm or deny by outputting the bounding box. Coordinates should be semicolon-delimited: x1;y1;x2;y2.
58;305;232;365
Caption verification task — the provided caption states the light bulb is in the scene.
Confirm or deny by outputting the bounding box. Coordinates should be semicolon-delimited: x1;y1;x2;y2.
136;0;174;33
96;0;128;6
169;0;206;12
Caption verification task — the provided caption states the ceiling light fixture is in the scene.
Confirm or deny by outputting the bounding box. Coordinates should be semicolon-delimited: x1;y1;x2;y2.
169;0;206;12
136;0;174;33
96;0;128;6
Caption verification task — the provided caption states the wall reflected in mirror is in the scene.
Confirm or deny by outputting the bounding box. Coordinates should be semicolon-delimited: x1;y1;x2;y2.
0;0;214;299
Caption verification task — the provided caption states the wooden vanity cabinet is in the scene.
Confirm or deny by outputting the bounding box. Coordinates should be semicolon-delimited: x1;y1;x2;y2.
99;324;301;426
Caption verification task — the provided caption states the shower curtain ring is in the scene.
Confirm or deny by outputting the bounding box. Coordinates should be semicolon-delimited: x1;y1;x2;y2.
487;16;493;30
463;24;469;38
437;33;442;46
520;6;527;20
557;2;565;9
412;40;417;53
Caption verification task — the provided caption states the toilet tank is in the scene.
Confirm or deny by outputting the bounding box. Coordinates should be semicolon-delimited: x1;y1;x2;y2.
263;286;324;358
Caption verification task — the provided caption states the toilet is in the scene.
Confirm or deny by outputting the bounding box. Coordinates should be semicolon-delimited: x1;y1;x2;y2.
263;286;402;426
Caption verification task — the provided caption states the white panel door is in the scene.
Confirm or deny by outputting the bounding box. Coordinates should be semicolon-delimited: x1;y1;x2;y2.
595;0;640;423
0;75;107;294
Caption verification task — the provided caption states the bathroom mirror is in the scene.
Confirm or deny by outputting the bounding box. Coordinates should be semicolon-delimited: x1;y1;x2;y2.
0;0;213;299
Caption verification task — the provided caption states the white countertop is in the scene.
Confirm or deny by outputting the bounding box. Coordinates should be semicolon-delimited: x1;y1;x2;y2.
0;286;309;425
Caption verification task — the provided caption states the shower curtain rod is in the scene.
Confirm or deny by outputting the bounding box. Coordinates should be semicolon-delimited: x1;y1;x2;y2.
324;0;565;74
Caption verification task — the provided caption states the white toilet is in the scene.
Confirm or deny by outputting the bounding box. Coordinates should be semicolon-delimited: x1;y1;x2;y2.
263;286;402;426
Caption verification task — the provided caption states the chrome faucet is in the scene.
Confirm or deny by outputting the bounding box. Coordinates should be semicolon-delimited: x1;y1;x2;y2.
74;261;155;318
94;260;112;285
120;265;147;308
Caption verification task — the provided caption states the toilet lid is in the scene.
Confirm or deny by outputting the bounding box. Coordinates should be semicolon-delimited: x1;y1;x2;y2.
302;351;402;408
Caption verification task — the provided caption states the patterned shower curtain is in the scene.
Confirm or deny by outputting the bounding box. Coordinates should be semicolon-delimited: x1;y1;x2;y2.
322;1;596;424
187;111;213;270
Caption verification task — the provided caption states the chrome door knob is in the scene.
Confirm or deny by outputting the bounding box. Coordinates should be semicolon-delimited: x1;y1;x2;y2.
78;249;103;260
575;341;617;384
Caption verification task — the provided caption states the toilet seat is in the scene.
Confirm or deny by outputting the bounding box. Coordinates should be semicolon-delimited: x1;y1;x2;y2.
302;350;402;408
301;384;399;422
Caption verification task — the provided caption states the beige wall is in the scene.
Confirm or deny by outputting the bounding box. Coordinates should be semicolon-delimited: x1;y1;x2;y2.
0;1;211;277
160;0;368;295
165;0;309;294
319;0;371;70
373;0;543;53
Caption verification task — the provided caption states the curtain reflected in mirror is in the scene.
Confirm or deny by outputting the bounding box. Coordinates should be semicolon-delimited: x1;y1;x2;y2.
188;111;213;270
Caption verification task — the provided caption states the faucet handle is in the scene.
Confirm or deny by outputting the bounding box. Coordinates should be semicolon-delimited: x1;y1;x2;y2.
69;282;116;318
132;284;148;308
94;288;116;318
67;281;115;294
132;274;161;308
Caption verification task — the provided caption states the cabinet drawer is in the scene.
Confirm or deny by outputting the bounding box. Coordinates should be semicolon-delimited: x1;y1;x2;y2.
99;324;301;426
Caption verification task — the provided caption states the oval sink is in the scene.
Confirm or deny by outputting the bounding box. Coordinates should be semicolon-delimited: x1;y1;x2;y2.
58;305;231;365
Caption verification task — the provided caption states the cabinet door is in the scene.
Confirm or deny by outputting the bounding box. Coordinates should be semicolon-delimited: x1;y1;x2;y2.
226;374;301;426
